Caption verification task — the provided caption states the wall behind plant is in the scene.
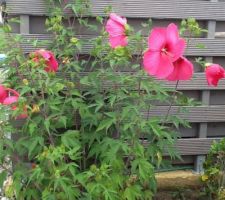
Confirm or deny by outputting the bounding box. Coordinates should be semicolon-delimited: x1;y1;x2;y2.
6;0;225;171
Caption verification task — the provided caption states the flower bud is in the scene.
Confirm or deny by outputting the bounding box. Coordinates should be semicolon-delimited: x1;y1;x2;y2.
31;163;37;169
201;174;209;182
62;57;70;64
32;104;40;113
4;177;14;198
90;164;97;172
23;79;29;86
70;37;79;44
205;63;212;67
66;81;75;88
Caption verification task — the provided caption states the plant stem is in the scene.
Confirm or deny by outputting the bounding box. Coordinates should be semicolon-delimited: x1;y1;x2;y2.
162;80;179;125
38;74;54;146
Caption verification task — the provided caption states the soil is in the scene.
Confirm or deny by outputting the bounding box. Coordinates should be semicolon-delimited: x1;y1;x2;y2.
155;189;208;200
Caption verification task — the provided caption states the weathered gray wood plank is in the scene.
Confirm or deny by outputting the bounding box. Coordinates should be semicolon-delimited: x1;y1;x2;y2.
144;105;225;123
144;138;220;156
7;0;225;21
18;34;225;57
63;72;225;90
19;15;30;34
14;105;225;125
170;138;220;156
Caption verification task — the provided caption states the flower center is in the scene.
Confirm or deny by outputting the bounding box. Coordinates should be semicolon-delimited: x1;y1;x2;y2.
161;47;174;58
161;48;167;53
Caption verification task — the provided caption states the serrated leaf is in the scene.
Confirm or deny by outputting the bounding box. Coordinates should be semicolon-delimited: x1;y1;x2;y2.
28;136;44;158
44;119;50;133
0;170;7;188
96;118;115;132
59;116;67;128
61;130;80;149
123;185;142;200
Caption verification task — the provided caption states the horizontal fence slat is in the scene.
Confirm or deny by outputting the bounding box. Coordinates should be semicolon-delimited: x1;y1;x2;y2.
171;156;195;165
16;35;225;89
12;106;225;125
18;34;225;57
173;138;219;156
75;72;225;90
47;105;221;123
146;106;225;123
144;138;220;156
7;0;225;21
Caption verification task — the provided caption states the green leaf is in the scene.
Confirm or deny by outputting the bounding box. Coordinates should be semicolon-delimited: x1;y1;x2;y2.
61;130;80;149
28;136;44;158
42;189;55;200
0;170;7;188
71;90;83;97
123;185;142;200
58;116;67;128
28;122;37;135
80;76;90;86
96;118;115;132
131;158;154;182
20;86;32;95
44;119;51;133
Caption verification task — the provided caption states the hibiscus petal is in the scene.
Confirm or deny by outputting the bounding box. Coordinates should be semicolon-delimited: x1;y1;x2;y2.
148;28;166;51
106;19;125;37
143;50;160;75
3;96;18;105
154;53;174;79
109;35;128;48
143;50;174;79
16;106;28;119
205;64;225;86
0;85;8;104
3;96;27;119
36;49;51;60
166;23;179;45
210;78;219;86
167;38;186;62
6;88;20;97
17;112;28;119
46;51;59;72
166;57;193;81
49;58;59;72
33;50;58;73
109;13;127;26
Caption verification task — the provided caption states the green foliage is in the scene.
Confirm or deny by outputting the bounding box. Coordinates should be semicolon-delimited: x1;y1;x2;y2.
180;18;208;37
202;139;225;200
0;0;201;199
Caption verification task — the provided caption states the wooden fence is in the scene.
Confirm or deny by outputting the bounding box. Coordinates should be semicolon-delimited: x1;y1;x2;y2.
5;0;225;172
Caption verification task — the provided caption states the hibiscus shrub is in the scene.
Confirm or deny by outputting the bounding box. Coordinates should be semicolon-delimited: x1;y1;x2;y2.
0;1;218;200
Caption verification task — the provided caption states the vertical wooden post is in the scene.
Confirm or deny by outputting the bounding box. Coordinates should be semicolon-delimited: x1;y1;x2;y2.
195;0;217;173
20;15;30;34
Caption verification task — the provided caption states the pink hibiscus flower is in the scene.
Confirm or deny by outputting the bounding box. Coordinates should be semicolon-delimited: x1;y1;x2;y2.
106;13;128;48
143;23;187;79
0;85;27;119
205;64;225;87
32;49;58;73
166;57;193;81
0;85;8;103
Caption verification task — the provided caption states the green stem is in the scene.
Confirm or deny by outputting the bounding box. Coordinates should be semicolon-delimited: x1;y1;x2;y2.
162;80;179;125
